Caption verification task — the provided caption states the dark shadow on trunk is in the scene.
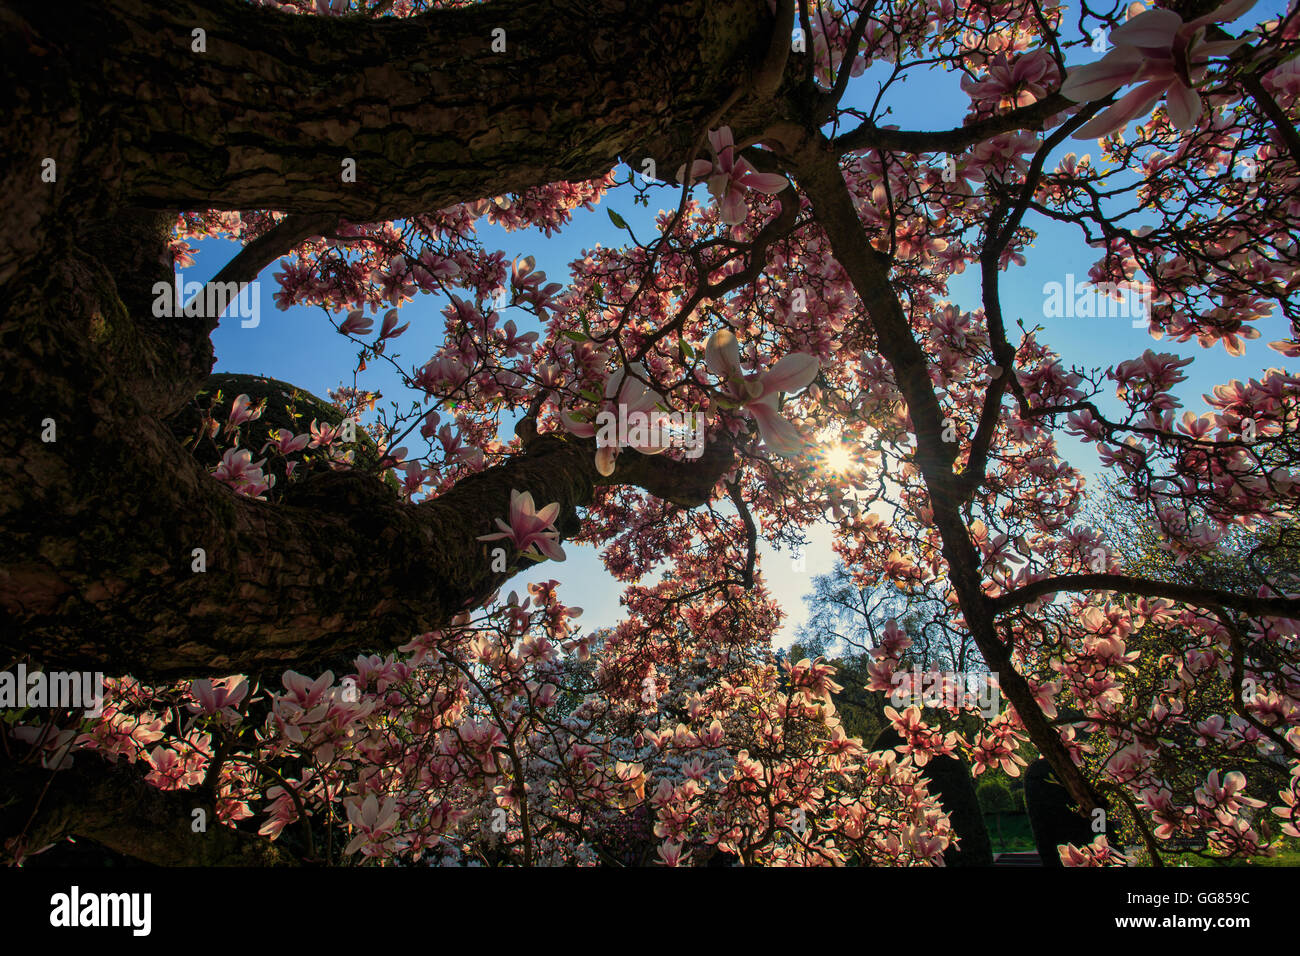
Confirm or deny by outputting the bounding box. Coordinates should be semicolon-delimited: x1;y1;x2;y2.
872;725;993;866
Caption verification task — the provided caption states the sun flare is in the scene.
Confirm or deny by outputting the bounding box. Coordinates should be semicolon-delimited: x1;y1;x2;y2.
822;443;856;475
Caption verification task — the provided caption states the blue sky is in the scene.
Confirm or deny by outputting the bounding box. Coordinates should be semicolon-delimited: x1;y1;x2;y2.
192;2;1292;648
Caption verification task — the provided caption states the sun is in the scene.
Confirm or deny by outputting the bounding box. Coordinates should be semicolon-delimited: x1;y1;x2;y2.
821;443;856;475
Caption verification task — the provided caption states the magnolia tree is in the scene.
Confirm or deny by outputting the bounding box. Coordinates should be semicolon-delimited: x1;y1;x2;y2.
1;0;1298;867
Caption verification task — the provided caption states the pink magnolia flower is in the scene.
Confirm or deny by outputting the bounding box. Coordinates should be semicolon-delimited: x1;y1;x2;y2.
169;239;196;269
704;328;818;457
227;393;263;428
1273;780;1300;838
1194;715;1229;746
343;794;402;857
435;423;484;470
512;255;541;289
261;428;311;456
676;127;788;226
338;309;374;336
1061;0;1257;138
144;743;207;789
10;724;80;770
373;256;416;305
477;489;566;562
788;657;844;700
308;419;342;448
212;448;275;498
501;319;539;358
961;50;1060;110
458;720;508;772
187;676;249;716
257;771;322;839
416;352;470;395
377;444;408;470
1059;835;1127;866
76;705;164;761
559;363;671;476
1195;769;1267;823
377;308;410;341
410;249;460;290
614;761;648;801
280;669;337;709
510;256;564;316
656;841;692;866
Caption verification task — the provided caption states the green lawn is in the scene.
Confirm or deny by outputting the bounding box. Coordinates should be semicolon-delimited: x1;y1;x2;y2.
1160;846;1300;867
986;812;1037;854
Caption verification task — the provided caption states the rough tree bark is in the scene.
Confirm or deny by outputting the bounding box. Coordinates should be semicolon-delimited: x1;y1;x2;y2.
0;0;780;680
1;750;299;866
0;0;782;284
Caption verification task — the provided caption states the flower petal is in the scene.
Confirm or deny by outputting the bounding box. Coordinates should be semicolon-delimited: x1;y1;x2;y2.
595;445;618;476
1187;0;1257;29
758;352;819;395
749;397;808;457
1060;47;1146;102
738;169;789;194
1109;8;1183;48
1165;82;1202;130
1073;79;1168;138
718;190;748;226
674;159;715;184
705;328;744;382
559;407;596;438
708;126;735;156
510;489;536;525
533;536;567;562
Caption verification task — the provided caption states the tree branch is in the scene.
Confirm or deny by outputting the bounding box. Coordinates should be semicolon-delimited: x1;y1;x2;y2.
2;359;735;680
832;94;1075;156
788;132;1105;816
208;213;340;290
989;573;1300;619
6;0;785;227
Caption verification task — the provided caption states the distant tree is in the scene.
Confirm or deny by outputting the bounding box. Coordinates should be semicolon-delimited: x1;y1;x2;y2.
795;561;979;671
794;561;995;864
978;779;1014;815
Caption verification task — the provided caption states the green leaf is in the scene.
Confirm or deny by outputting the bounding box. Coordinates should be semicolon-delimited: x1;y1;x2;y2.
608;208;629;230
561;329;589;343
679;339;696;359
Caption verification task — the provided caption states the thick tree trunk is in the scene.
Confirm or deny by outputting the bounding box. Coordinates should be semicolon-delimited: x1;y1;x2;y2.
0;0;770;681
0;352;733;680
1;751;298;866
789;135;1107;817
0;0;781;283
